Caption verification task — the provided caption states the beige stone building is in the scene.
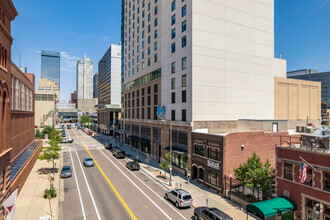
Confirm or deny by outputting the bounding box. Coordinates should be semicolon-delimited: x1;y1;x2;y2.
35;91;56;127
97;104;121;136
38;78;59;102
274;77;321;122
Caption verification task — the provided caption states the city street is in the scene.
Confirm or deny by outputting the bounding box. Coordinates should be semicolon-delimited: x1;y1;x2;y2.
59;127;193;220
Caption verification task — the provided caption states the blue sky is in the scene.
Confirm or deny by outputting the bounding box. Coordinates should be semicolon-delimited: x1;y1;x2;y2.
11;0;330;102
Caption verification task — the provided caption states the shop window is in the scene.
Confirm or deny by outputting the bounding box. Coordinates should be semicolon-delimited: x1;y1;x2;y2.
208;147;219;161
199;168;204;181
194;144;204;156
284;163;293;181
207;170;219;187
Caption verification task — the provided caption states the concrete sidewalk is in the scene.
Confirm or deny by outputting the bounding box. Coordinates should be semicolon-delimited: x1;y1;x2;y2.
117;142;256;220
15;141;60;220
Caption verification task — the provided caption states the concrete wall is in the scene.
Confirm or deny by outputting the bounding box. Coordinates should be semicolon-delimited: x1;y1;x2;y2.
274;77;321;121
35;92;55;127
191;0;286;121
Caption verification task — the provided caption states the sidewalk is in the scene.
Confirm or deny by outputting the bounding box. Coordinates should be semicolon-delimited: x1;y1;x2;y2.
117;142;256;220
15;141;60;220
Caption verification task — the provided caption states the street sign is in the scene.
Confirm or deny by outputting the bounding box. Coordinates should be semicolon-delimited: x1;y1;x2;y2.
2;187;18;220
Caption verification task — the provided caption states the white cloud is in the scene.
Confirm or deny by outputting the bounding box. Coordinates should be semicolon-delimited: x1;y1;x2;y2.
60;51;79;73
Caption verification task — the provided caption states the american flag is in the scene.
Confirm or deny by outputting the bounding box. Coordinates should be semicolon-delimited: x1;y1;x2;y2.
300;161;307;183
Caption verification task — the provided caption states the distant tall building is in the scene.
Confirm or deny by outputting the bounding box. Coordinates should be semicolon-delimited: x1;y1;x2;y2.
76;54;93;99
93;73;98;98
98;44;121;107
41;51;60;89
70;91;77;105
38;78;60;102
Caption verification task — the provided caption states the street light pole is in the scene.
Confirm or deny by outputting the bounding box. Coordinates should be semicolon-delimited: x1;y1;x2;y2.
169;121;172;187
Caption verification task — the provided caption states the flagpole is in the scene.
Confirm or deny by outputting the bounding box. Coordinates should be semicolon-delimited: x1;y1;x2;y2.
299;156;319;171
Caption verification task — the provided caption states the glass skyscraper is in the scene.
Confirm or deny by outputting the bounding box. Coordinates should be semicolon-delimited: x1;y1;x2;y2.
41;51;60;89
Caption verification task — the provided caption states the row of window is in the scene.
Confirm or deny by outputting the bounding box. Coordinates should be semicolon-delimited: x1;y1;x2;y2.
0;44;8;70
283;162;330;191
11;75;33;112
194;144;221;161
171;109;187;121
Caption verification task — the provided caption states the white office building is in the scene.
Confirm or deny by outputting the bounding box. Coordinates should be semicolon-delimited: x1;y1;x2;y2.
77;54;93;99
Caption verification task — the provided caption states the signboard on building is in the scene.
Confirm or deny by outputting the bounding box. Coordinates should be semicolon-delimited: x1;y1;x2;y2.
207;160;220;170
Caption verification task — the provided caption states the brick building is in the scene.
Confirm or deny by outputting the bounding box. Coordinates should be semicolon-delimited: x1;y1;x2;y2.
276;133;330;219
191;130;290;194
0;1;42;219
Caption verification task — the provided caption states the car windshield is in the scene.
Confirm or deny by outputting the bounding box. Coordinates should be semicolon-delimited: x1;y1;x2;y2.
62;167;70;171
86;158;93;161
182;195;191;200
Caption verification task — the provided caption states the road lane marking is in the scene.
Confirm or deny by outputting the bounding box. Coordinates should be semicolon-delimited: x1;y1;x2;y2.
96;148;178;220
73;147;102;220
100;148;188;220
68;148;86;220
82;145;137;220
72;129;79;138
66;128;71;139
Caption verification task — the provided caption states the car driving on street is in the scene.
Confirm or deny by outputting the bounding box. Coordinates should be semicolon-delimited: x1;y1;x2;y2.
126;161;140;170
60;137;73;143
194;207;233;220
83;157;94;167
113;148;126;158
60;166;72;178
165;189;193;208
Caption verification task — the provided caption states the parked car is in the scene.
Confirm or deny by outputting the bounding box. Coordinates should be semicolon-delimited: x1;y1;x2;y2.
113;149;126;158
62;130;66;137
67;124;72;129
165;189;193;208
61;137;73;143
194;207;233;220
60;166;72;178
88;131;93;135
83;157;94;167
105;142;113;150
126;161;140;170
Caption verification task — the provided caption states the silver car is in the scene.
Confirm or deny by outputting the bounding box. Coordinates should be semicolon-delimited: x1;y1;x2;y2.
83;157;94;167
60;166;72;178
165;189;193;208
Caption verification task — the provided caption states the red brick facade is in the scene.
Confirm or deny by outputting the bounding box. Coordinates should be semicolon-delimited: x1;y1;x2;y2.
276;146;330;219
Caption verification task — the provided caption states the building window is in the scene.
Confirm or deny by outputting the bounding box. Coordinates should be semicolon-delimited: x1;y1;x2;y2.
148;86;151;94
207;170;219;187
154;30;158;39
171;62;176;73
171;0;176;11
325;172;330;192
182;90;186;102
284;163;293;181
182;20;187;32
171;28;176;39
171;14;176;25
199;168;204;181
182;36;187;48
208;147;219;161
147;107;151;119
154;53;158;62
154;94;158;105
182;5;187;17
154;84;158;93
171;43;176;53
194;144;204;156
142;108;145;119
304;168;313;186
142;97;145;106
171;110;175;121
171;78;175;89
171;92;175;103
182;109;186;121
182;74;187;87
154;17;158;27
147;95;151;106
182;57;187;70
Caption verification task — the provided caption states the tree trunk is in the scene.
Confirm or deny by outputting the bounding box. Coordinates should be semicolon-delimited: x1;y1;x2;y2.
48;193;52;216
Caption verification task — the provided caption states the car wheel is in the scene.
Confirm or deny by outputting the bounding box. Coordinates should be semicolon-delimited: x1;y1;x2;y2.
194;214;199;220
176;202;179;208
165;194;168;200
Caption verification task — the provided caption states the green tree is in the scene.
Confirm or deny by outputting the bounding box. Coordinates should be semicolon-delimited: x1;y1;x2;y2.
42;126;54;135
80;115;90;125
159;152;171;179
35;129;42;139
234;152;275;201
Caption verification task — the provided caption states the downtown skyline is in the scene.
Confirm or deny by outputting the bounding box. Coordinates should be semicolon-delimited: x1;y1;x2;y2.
10;0;330;102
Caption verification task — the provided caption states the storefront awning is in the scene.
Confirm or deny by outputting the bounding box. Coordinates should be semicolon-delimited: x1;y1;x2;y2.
164;146;187;154
246;196;297;219
129;135;139;140
139;138;150;143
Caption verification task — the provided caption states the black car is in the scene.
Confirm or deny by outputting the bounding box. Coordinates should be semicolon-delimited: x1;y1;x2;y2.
194;207;233;220
126;161;140;170
113;149;126;158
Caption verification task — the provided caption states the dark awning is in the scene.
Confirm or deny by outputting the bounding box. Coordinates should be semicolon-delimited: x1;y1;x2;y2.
246;196;297;219
164;146;187;154
139;138;150;143
129;135;139;140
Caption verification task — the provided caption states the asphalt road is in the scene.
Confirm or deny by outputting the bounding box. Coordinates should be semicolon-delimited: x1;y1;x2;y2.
59;127;194;220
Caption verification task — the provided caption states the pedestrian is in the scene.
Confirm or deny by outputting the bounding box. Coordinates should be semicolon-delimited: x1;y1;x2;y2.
187;173;190;184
